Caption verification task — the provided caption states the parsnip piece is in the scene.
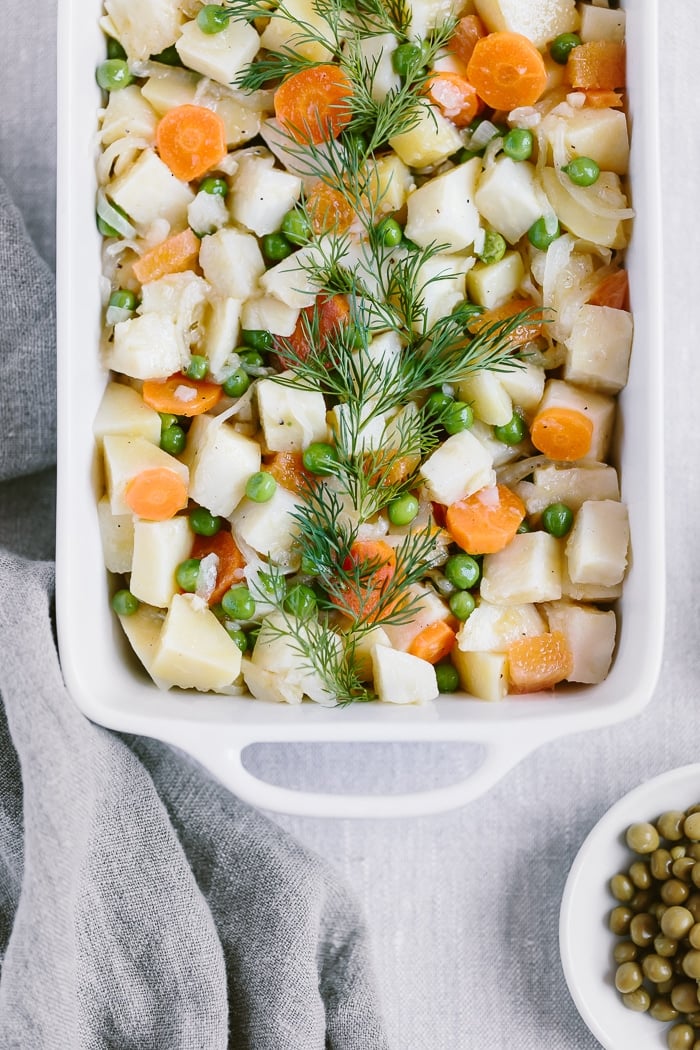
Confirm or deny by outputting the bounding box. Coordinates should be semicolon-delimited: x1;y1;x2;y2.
565;499;629;586
563;108;630;176
117;603;168;688
199;228;265;300
129;517;193;608
420;430;495;506
104;0;183;62
108;149;194;231
516;462;619;516
260;0;334;62
579;4;625;43
100;85;157;146
103;435;189;516
499;361;545;416
182;415;261;517
474;158;543;244
383;584;452;652
371;646;438;704
456;600;546;651
250;613;339;705
474;0;579;49
452;649;508;701
175;18;260;86
542;168;627;249
231;487;303;565
563;305;633;394
481;532;562;605
389;104;464;169
97;497;135;574
535;379;616;462
543;600;616;684
466;252;525;309
151;593;242;691
257;373;328;452
107;313;182;381
231;154;302;237
456;370;513;426
404;158;481;252
241;296;299;337
93;382;162;446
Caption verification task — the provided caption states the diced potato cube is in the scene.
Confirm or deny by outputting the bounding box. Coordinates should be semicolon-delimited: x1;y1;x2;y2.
371;645;438;704
409;0;473;40
242;659;304;704
250;613;339;704
480;532;562;604
383;584;452;651
188;190;229;237
356;34;401;102
199;228;265;300
141;65;201;115
420;429;495;506
182;414;261;517
97;497;135;574
456;600;546;651
108;149;194;232
330;402;387;453
475;158;543;244
104;0;183;62
241;296;299;337
536;379;615;462
579;4;625;43
415;254;473;330
560;558;622;602
259;243;325;309
367;152;414;216
389;104;464;169
474;0;579;49
129;517;193;608
542;168;627;249
543;600;616;684
260;0;334;62
563;108;630;176
353;627;391;680
516;462;619;516
257;373;328;452
107;312;182;380
231;487;303;566
117;603;168;688
151;593;242;691
103;435;189;516
175;18;260;86
452;649;508;701
100;85;157;146
404;158;481;252
93;381;162;446
565;499;629;586
231;153;302;237
202;297;242;382
467;252;525;310
499;361;545;416
563;304;633;394
214;97;262;149
456;370;513;426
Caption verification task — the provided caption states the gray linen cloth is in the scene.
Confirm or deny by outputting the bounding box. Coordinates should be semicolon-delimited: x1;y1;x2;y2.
0;179;389;1049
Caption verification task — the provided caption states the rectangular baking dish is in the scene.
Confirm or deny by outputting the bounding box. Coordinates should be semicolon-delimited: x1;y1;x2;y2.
56;0;663;818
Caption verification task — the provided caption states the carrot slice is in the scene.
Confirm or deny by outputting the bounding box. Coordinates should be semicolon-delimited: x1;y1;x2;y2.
467;297;544;348
530;407;593;461
306;181;355;235
132;228;201;285
583;89;624;109
424;72;480;128
191;529;246;605
124;468;188;521
142;374;222;417
408;621;456;664
508;630;573;693
264;452;312;496
274;65;353;145
156;104;227;182
449;14;487;66
365;451;421;487
446;484;525;555
566;41;626;91
467;31;547;111
277;293;350;368
332;539;397;622
587;270;629;311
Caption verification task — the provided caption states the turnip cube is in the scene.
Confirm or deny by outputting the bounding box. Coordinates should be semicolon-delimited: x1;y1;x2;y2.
565;500;629;586
415;254;473;330
456;370;513;426
389;104;464;169
175;18;260;86
97;497;135;574
467;252;525;309
456;600;545;651
383;584;451;652
188;190;229;237
474;0;579;49
536;379;615;462
100;85;157;146
353;627;391;680
371;645;438;704
563;108;630;176
452;649;508;701
182;414;261;517
404;158;481;252
141;65;200;115
108;314;182;381
563;305;633;395
368;152;414;216
499;361;545;416
481;532;562;604
130;516;193;608
409;0;473;41
250;613;339;705
543;600;616;684
420;429;495;506
517;462;619;516
257;373;328;452
93;382;162;446
108;149;194;231
103;435;189;516
231;487;303;565
199;228;265;300
259;243;325;309
475;158;543;244
151;593;242;691
230;154;302;237
560;558;622;602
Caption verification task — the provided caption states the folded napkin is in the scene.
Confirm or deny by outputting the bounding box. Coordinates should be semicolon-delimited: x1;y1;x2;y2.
0;179;389;1049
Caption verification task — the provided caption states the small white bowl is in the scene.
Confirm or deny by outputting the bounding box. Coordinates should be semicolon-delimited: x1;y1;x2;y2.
560;765;700;1050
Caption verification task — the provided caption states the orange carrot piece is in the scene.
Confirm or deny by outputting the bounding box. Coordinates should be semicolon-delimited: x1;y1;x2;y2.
142;374;222;417
530;406;593;461
467;31;547;111
365;451;421;487
124;468;188;521
446;484;525;555
566;41;626;91
191;529;246;604
156;104;227;182
264;452;312;496
132;228;201;285
467;297;544;348
278;293;350;368
333;539;397;622
587;269;629;311
507;630;573;693
583;89;624;109
408;620;456;664
424;72;480;128
449;14;487;66
306;182;355;235
274;65;353;145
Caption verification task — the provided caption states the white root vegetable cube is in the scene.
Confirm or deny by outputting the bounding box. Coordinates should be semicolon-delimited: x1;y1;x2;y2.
100;85;157;146
389;104;464;169
231;154;302;237
141;65;200;115
151;593;242;691
103;435;189;516
108;149;194;231
404;158;481;253
93;382;162;446
251;613;339;705
242;659;304;705
383;584;452;652
565;499;629;587
456;600;545;652
129;516;193;608
420;429;495;506
108;312;182;381
259;243;325;309
469;420;523;467
330;402;387;453
202;297;242;382
543;600;616;684
563;108;630;176
517;462;619;516
260;0;334;62
456;370;513;426
187;190;229;237
499;361;545;416
474;158;543;244
199;228;265;300
542;168;627;250
466;252;525;310
371;645;438;704
560;558;622;602
183;415;261;517
563;305;633;395
415;254;473;330
409;0;473;41
480;532;562;605
231;487;303;566
116;603;168;688
97;497;135;574
579;4;625;43
104;0;183;62
452;649;508;701
214;97;261;149
536;379;615;462
175;18;260;86
357;34;401;102
368;152;414;216
241;296;299;337
353;627;391;680
474;0;579;49
257;374;328;452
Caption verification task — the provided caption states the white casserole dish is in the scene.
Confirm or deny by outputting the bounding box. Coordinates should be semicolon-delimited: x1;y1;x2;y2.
56;0;664;819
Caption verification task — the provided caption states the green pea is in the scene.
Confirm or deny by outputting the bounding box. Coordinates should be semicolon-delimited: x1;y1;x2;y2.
108;288;138;312
425;391;453;417
151;44;183;66
516;520;531;534
563;156;600;187
542;502;574;537
391;42;425;77
444;554;480;590
96;59;133;91
444;400;474;435
388;493;419;526
503;128;533;162
452;301;484;326
176;558;202;592
449;590;476;621
493;413;527;445
458;148;483;164
436;662;460;693
221;586;256;620
159;412;179;432
241;328;274;351
185;355;208;380
348;325;367;349
262;232;293;262
199;176;228;197
550;32;582;65
111;588;139;616
528;216;561;250
302;442;338;476
160;425;186;455
377;217;403;247
285;584;317;619
246;471;277;503
478;230;507;265
224;625;248;651
281;209;312;246
223;369;250;398
197;4;230;33
189;507;222;536
239;349;266;373
106;36;127;60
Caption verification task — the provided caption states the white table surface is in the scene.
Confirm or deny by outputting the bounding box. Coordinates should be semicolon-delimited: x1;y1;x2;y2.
6;5;694;1047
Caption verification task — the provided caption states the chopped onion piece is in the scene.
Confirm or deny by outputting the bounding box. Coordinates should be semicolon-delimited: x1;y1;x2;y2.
106;305;133;326
96;188;136;239
196;553;220;603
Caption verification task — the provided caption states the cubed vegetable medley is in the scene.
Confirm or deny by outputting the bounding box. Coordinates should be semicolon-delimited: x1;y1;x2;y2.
95;0;633;705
